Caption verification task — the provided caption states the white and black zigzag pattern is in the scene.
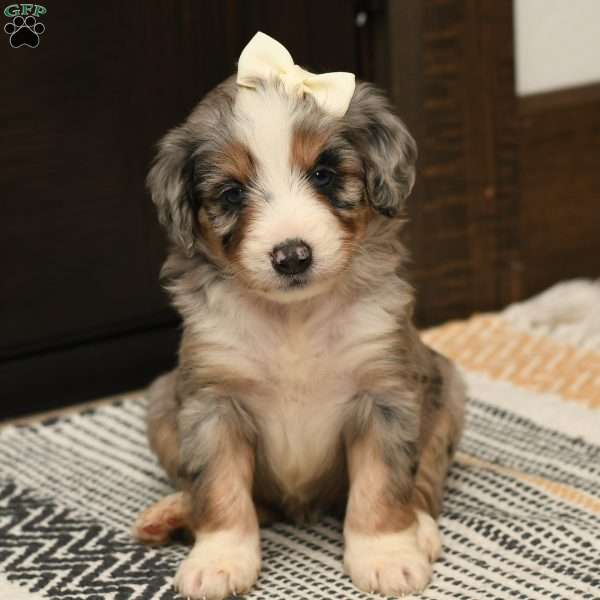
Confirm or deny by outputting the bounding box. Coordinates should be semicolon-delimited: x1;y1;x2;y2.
0;397;598;599
0;480;177;599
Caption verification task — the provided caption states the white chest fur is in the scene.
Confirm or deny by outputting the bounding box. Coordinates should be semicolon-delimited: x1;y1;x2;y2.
188;284;401;497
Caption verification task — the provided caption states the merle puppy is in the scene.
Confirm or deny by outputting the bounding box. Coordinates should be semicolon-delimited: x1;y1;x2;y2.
133;32;465;600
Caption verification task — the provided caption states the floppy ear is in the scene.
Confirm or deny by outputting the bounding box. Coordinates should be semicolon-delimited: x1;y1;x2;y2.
147;126;199;253
345;83;417;217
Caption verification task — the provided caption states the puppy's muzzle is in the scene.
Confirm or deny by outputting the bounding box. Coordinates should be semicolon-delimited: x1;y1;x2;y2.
271;239;312;276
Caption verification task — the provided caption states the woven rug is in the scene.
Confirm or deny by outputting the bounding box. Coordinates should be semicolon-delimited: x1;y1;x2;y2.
1;281;599;599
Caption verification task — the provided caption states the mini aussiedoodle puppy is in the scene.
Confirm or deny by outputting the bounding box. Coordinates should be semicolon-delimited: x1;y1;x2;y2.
133;32;465;599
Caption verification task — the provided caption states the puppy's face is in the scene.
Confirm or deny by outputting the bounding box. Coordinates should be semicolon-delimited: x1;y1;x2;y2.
148;78;416;303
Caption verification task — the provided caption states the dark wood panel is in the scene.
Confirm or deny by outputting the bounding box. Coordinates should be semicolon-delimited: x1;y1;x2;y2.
0;324;180;420
373;0;520;325
519;82;600;114
518;83;600;297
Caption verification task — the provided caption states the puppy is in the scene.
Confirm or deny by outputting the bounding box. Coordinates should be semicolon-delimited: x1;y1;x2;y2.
133;33;465;600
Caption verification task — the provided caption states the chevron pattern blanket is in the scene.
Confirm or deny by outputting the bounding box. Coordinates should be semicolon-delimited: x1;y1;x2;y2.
1;280;599;599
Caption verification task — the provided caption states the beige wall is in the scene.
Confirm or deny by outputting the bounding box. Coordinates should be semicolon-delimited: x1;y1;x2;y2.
514;0;600;95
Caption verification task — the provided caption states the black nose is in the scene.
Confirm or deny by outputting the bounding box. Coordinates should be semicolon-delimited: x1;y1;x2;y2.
271;239;312;275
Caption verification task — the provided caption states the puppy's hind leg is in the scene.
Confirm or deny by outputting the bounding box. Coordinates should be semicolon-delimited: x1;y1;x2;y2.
133;372;189;544
132;492;189;545
413;354;465;561
414;354;465;521
146;370;181;482
133;492;278;545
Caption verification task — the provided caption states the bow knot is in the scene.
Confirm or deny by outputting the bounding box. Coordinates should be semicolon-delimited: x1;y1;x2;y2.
237;32;356;117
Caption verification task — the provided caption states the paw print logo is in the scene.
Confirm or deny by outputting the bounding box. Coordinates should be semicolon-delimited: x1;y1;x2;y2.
4;15;45;48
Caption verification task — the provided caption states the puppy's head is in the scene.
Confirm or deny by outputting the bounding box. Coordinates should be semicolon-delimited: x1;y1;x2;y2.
148;77;416;303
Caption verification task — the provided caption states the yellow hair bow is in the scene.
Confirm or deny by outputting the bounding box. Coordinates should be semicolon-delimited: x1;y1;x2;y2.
237;32;356;117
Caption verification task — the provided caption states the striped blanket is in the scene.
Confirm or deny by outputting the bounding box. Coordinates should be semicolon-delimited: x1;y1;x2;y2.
1;280;598;599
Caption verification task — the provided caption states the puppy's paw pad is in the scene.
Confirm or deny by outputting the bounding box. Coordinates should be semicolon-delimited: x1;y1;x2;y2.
344;526;433;596
174;533;260;600
416;510;442;562
132;493;185;544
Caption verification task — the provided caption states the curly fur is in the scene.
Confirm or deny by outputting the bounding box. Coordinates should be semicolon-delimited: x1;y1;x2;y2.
136;73;465;600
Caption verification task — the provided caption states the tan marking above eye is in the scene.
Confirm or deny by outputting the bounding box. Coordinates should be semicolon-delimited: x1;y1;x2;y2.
291;127;331;173
292;127;364;182
215;141;256;184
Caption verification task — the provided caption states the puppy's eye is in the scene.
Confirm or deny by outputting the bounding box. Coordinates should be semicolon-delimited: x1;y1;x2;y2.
310;167;336;188
219;184;245;206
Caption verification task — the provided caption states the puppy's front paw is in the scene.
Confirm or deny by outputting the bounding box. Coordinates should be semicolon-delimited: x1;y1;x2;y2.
415;509;442;562
344;511;441;596
174;530;261;600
